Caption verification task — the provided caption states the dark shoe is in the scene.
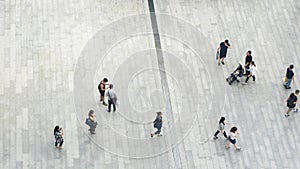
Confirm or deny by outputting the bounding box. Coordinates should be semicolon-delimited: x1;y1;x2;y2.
294;109;298;113
285;114;290;117
218;62;220;66
213;136;218;140
107;110;110;112
221;61;225;65
286;87;291;89
151;133;153;137
103;102;108;106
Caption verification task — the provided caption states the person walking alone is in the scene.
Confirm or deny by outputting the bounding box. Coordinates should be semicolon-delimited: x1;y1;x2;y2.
54;125;64;149
284;65;295;89
151;112;163;137
213;117;229;140
217;40;231;65
285;89;299;117
225;126;241;150
98;78;108;105
106;84;117;112
85;110;98;134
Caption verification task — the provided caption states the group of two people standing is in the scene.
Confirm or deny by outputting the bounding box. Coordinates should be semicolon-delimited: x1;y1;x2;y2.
217;40;257;84
98;77;118;112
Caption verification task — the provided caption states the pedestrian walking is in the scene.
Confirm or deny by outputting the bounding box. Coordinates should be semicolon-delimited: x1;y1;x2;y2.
85;110;98;134
285;89;299;117
98;78;108;105
242;61;257;85
151;112;163;137
244;50;252;76
213;117;229;140
217;39;231;65
106;84;117;112
54;125;64;149
284;65;295;89
225;126;241;150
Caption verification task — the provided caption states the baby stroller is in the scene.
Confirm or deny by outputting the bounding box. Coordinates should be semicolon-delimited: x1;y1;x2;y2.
226;64;244;85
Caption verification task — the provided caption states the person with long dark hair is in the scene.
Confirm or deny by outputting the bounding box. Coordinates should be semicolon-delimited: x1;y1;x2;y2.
213;117;229;140
151;112;163;137
54;125;64;149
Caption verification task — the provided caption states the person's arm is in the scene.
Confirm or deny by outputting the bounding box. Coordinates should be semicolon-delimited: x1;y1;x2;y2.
292;76;295;83
217;45;220;52
100;84;105;91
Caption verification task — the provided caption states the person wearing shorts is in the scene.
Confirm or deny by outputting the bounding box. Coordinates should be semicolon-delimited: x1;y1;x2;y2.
98;78;108;105
225;126;241;150
217;40;231;65
285;89;299;117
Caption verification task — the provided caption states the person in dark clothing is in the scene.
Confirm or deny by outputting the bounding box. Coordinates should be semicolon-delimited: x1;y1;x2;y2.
285;89;299;117
54;125;64;149
151;112;163;137
217;40;231;65
244;50;252;76
284;65;295;89
85;110;98;134
98;78;108;105
213;117;229;140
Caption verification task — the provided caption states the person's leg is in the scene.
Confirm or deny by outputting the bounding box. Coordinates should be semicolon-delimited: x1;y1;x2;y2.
222;130;228;138
221;57;225;64
107;100;112;112
113;102;116;112
214;130;220;139
55;138;58;147
285;78;292;88
225;140;230;148
245;76;250;83
234;143;241;150
285;107;292;117
59;138;64;147
252;75;255;82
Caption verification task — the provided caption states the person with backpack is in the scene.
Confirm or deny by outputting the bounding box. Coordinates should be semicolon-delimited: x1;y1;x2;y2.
54;125;64;149
213;117;229;140
98;78;109;105
225;126;241;150
151;112;163;137
285;89;299;117
284;65;295;89
106;84;117;112
217;39;231;65
85;110;98;134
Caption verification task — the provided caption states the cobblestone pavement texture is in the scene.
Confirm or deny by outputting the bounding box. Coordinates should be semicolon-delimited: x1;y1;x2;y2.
0;0;300;168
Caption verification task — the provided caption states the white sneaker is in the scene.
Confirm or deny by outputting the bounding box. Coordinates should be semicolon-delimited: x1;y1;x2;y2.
294;109;298;113
225;145;230;149
242;82;247;85
236;147;241;151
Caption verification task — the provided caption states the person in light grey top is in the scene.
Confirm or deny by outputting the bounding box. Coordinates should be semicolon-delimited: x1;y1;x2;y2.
106;84;117;112
213;117;229;140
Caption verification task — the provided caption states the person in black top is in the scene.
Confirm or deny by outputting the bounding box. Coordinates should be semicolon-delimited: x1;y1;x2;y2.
284;65;295;89
285;89;299;117
151;112;163;137
217;40;231;65
98;78;108;105
244;50;252;76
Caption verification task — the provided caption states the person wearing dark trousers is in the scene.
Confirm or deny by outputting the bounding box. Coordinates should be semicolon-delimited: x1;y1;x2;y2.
225;126;241;150
213;117;229;140
106;84;117;112
284;65;295;89
217;40;231;66
244;50;252;76
285;89;299;117
98;78;108;105
151;112;163;137
243;61;257;85
54;125;64;149
85;110;98;134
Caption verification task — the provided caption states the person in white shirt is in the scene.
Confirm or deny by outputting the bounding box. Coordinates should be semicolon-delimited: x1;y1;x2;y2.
243;61;257;84
225;126;241;150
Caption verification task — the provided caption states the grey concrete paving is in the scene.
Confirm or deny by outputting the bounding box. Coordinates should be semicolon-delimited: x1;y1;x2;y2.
0;0;300;168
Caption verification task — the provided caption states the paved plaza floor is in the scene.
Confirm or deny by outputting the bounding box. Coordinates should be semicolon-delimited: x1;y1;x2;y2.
1;0;300;168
